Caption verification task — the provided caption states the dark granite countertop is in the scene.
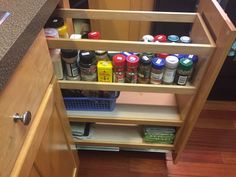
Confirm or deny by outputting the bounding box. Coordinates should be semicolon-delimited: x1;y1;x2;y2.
0;0;59;90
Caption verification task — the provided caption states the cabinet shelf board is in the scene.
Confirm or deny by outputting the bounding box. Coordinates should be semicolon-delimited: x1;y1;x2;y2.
73;124;174;150
59;80;196;94
68;104;182;126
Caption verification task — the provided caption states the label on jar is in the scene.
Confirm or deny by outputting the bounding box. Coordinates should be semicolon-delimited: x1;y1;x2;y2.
151;72;163;81
163;69;176;83
177;75;188;85
65;63;79;77
113;72;125;83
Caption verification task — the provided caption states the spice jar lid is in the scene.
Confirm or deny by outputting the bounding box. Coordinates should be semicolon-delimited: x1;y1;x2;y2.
168;35;179;42
180;36;192;43
95;50;107;56
140;55;152;66
126;55;139;67
88;31;101;39
179;58;193;71
151;57;165;69
113;54;126;66
79;50;96;67
58;25;68;36
142;35;154;42
61;49;78;58
45;17;64;28
44;28;59;38
154;35;167;42
186;54;198;63
156;53;169;59
165;56;179;68
171;54;186;60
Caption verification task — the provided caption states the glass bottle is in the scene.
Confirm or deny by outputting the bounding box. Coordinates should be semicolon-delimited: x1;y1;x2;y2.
150;58;165;84
138;55;152;84
126;55;139;83
113;54;126;83
163;56;179;84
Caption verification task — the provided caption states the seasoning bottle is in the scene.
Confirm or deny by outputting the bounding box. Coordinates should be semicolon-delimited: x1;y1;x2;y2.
154;35;167;42
168;35;179;43
79;50;97;81
180;36;192;43
142;35;154;42
150;58;165;84
45;17;69;38
163;56;179;84
175;58;193;85
138;55;152;84
61;49;80;80
156;53;169;59
95;50;109;61
88;31;101;39
97;61;113;82
186;54;198;82
126;55;139;83
113;54;126;83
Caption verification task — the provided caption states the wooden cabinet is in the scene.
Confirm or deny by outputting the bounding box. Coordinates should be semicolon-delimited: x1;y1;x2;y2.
0;30;78;177
49;0;236;163
88;0;155;40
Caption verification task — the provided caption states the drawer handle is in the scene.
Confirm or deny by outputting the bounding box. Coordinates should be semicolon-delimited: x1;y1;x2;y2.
13;111;31;125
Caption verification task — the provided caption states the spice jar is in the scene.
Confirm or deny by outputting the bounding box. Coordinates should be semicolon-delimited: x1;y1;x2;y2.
45;17;69;38
150;58;165;84
163;56;179;84
88;31;101;39
97;61;113;82
138;55;152;84
95;50;109;61
113;54;126;83
61;49;80;80
168;35;179;43
142;35;154;42
175;58;193;85
79;50;97;81
154;35;167;42
156;53;169;59
126;55;139;83
180;36;192;43
186;55;198;82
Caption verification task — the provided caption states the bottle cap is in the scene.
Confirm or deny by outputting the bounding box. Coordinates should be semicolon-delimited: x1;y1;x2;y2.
171;54;186;60
140;55;152;66
179;58;193;71
165;56;179;68
156;53;169;59
168;35;179;42
113;54;126;67
151;58;165;69
45;17;64;28
61;49;78;58
186;54;198;63
79;50;96;66
88;31;101;39
58;25;68;36
44;28;59;38
154;35;167;42
180;36;192;43
126;55;139;67
95;50;107;56
142;35;154;42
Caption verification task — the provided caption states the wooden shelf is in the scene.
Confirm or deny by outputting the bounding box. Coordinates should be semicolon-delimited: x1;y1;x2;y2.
74;124;174;150
69;103;182;126
59;80;196;94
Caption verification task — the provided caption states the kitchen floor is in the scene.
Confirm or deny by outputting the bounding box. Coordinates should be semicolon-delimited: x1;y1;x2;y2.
77;109;236;177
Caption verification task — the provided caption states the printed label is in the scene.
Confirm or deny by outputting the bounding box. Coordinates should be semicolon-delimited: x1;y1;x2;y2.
177;75;188;85
183;59;191;64
66;63;78;77
151;72;163;81
163;69;176;83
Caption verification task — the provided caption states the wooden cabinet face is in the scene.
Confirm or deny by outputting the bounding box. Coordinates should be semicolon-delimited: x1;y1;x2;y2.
0;31;53;177
34;92;77;177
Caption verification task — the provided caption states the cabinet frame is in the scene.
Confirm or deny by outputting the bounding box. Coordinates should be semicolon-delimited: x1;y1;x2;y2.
47;0;236;163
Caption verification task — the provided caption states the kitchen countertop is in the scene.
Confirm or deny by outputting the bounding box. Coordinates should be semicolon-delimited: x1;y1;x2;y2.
0;0;59;90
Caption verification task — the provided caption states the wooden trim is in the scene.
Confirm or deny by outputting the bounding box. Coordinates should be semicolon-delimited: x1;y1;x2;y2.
59;80;196;94
204;100;236;111
47;38;213;55
55;8;197;23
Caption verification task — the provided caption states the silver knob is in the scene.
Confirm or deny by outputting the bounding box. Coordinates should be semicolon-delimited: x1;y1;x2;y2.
13;111;31;125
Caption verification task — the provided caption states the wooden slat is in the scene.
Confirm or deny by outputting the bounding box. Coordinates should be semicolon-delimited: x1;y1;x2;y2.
59;80;196;94
47;38;213;56
204;100;236;111
55;8;197;23
68;104;182;127
74;124;174;150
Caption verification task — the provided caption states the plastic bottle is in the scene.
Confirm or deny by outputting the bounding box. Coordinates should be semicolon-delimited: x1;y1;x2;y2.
150;58;165;84
163;56;179;84
45;17;69;38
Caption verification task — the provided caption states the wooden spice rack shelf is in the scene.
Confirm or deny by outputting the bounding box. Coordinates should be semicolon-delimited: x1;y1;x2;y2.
47;0;236;163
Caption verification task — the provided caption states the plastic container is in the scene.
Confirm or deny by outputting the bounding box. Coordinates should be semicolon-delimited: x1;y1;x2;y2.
168;35;179;43
113;54;126;83
163;55;179;84
175;58;193;85
125;55;139;83
138;55;152;84
45;17;69;38
142;35;154;42
154;34;167;42
97;61;113;82
63;91;118;111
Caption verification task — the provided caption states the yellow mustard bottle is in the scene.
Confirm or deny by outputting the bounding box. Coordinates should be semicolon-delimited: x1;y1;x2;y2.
97;61;113;82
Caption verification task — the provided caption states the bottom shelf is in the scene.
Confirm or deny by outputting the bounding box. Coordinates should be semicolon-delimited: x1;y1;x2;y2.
73;124;175;151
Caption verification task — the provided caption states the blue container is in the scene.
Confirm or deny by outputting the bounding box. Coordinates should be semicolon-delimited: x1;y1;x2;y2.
63;92;118;111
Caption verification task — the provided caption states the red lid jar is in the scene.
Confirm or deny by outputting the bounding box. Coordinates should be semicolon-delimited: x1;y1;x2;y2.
126;55;139;67
154;35;167;42
88;31;101;39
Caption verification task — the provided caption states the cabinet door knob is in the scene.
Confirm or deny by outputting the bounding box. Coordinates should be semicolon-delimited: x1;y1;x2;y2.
13;111;31;125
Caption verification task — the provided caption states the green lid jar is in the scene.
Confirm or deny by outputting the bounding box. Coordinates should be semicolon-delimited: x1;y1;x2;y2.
175;58;193;86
